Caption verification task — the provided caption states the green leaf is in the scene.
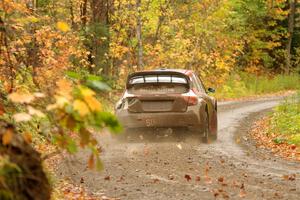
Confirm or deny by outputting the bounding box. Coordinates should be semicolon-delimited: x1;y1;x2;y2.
66;71;81;80
67;139;78;153
273;137;286;144
96;112;122;133
86;74;103;81
86;80;111;91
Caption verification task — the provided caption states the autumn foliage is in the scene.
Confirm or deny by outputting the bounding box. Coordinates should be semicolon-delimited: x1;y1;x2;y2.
0;0;300;199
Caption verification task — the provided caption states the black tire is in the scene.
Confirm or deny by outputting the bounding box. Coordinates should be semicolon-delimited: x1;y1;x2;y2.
201;111;217;143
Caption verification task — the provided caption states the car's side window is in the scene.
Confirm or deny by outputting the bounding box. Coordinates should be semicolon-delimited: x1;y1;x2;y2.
193;73;206;93
190;75;200;92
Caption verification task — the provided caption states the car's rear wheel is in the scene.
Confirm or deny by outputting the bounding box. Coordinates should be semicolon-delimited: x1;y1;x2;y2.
202;111;217;143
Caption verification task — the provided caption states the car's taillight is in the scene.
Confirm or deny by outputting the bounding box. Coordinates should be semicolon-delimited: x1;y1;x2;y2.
182;90;198;106
187;96;198;106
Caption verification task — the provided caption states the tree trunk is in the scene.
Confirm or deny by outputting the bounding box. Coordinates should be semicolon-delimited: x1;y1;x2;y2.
136;0;143;70
25;0;40;88
80;0;88;28
90;0;111;75
0;16;14;93
69;0;76;29
285;0;297;74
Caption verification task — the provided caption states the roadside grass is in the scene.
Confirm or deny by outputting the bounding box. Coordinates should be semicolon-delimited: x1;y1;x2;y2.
214;73;300;99
249;91;300;161
270;91;300;146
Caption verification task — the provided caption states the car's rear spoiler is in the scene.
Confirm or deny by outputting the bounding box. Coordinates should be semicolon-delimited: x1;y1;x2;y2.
126;71;190;89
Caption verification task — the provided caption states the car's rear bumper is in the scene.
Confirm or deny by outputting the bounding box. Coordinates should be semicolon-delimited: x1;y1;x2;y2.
116;109;201;129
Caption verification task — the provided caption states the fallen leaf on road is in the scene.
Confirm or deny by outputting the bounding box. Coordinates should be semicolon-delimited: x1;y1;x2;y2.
218;177;224;183
213;189;219;198
104;176;110;181
153;178;159;183
239;183;246;198
195;176;201;181
168;175;174;180
205;176;212;184
184;174;191;181
220;158;225;164
117;176;124;182
232;180;240;187
80;177;84;183
283;174;296;181
222;193;230;199
88;154;94;169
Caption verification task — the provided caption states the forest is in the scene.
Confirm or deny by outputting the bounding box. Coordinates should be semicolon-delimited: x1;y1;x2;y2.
0;0;300;199
1;0;300;88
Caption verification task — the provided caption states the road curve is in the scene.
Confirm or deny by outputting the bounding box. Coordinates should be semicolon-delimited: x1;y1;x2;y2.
56;96;300;200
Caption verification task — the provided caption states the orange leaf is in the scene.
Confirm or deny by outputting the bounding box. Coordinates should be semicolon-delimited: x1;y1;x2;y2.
23;132;32;143
2;128;13;145
88;154;94;169
56;79;73;99
0;102;4;116
84;96;102;112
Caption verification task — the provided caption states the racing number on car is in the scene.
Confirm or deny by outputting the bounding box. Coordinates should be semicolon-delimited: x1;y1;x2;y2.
145;119;155;127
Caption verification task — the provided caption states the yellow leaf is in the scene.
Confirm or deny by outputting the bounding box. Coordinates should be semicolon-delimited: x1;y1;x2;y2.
73;100;90;117
2;128;13;145
13;113;32;122
28;16;39;23
80;87;95;97
56;21;70;32
46;104;58;111
84;96;102;112
8;92;35;103
54;95;69;108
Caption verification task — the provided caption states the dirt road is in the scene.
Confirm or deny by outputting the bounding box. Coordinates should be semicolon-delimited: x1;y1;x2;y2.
56;97;300;200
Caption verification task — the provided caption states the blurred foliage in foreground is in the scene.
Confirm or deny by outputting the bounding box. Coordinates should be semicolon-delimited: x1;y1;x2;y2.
214;73;300;99
270;91;300;146
0;72;121;170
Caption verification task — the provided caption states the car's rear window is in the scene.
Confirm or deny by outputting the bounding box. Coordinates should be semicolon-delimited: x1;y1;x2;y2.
129;75;188;84
128;74;189;94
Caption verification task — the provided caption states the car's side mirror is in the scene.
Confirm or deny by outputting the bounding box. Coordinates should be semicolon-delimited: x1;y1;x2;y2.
207;87;215;93
115;100;123;110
